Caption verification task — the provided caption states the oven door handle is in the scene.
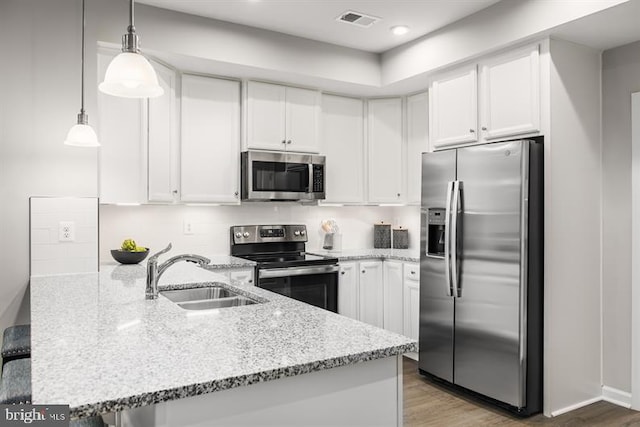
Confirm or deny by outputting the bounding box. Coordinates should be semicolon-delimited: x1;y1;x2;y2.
259;265;340;279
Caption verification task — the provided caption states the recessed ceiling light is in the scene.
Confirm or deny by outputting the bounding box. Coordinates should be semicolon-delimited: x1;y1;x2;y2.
390;25;410;36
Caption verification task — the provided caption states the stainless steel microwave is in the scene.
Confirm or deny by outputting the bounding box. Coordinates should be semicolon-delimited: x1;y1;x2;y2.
241;151;326;201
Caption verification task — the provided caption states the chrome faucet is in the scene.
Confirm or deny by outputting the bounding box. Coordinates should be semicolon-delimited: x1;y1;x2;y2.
146;243;211;300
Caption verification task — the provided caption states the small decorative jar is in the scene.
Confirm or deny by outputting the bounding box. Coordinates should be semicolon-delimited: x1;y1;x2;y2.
374;222;391;248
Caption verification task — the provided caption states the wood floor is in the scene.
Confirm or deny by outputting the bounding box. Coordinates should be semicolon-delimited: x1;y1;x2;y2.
402;357;640;426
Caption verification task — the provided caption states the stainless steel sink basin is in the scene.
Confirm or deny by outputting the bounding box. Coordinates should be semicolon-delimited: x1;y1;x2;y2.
160;286;234;303
159;285;260;310
177;296;258;310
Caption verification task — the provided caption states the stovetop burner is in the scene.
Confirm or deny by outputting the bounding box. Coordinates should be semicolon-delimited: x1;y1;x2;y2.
230;225;338;268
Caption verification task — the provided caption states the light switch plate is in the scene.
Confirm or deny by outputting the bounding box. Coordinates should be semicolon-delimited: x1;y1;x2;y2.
59;221;75;242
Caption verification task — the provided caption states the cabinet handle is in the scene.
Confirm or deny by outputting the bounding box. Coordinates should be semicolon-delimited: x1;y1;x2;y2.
397;193;401;197
410;271;416;275
282;140;286;144
234;191;239;197
469;129;475;133
481;126;487;131
172;190;178;194
340;271;345;275
287;140;292;144
248;279;253;283
362;270;365;274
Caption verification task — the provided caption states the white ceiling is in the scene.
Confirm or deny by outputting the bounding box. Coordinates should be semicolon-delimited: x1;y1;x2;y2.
136;0;502;53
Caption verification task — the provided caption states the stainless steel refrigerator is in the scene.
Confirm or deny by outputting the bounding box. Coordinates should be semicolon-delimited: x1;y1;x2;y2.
419;139;543;415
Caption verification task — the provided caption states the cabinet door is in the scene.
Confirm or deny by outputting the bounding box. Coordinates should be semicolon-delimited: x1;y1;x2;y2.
480;44;540;140
403;263;420;342
383;261;404;335
229;269;254;286
147;60;178;203
97;49;146;204
358;261;384;328
246;81;287;151
286;86;321;153
406;92;429;204
338;262;358;319
367;98;404;203
181;75;240;203
321;95;365;203
429;65;478;150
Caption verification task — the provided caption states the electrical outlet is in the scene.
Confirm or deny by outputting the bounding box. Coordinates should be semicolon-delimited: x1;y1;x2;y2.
183;219;194;235
58;221;75;242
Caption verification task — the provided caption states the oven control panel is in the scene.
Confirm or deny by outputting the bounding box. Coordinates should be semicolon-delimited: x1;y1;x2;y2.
231;225;307;244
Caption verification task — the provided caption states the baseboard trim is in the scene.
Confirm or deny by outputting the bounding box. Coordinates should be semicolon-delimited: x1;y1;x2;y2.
602;386;632;408
550;396;602;417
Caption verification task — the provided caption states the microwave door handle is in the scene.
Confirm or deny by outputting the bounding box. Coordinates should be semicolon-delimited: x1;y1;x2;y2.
308;164;314;193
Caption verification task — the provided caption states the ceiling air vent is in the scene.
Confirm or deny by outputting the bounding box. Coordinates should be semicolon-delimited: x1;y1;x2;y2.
336;11;381;28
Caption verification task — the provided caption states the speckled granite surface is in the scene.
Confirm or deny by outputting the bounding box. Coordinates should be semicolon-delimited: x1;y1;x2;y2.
30;261;416;418
310;248;420;263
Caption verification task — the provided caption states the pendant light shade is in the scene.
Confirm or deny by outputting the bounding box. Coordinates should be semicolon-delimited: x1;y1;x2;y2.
65;0;99;147
99;52;163;98
99;0;163;99
65;123;100;147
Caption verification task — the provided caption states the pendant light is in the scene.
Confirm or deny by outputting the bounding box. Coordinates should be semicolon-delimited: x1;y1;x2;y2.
65;0;100;147
99;0;163;98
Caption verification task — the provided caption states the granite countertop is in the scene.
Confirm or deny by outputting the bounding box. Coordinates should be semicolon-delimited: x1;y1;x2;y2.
310;248;420;263
195;255;256;271
30;261;416;419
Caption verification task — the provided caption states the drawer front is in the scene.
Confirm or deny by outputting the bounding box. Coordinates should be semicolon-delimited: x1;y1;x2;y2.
404;263;420;281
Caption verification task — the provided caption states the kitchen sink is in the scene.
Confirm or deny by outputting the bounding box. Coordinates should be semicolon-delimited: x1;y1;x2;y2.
177;296;258;310
159;285;260;310
160;286;234;303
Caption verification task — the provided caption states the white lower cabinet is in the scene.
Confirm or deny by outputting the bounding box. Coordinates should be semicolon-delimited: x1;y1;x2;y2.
358;261;384;328
338;261;384;328
383;261;404;335
338;262;358;319
403;262;420;360
339;259;419;357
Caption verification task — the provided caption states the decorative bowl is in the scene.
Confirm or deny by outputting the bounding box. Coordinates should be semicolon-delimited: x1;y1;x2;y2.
110;248;150;265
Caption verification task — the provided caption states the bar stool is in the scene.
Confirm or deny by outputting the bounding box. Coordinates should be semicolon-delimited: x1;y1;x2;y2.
0;358;31;404
1;324;31;364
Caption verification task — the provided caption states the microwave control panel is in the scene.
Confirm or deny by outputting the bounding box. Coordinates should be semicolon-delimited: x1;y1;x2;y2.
312;165;324;193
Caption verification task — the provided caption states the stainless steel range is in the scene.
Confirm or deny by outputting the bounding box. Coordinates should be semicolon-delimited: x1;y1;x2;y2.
230;225;339;312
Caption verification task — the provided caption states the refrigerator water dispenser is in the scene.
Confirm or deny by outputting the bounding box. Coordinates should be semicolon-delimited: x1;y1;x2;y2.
427;208;446;256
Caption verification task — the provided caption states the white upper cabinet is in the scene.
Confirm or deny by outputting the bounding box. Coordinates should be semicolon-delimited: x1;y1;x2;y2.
406;92;429;204
429;65;478;150
429;44;541;151
321;94;365;204
367;98;404;203
97;49;146;204
479;44;540;141
181;74;241;203
147;60;178;203
246;81;320;153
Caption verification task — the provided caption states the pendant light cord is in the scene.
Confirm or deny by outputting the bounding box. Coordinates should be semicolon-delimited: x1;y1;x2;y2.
128;0;135;34
80;0;86;114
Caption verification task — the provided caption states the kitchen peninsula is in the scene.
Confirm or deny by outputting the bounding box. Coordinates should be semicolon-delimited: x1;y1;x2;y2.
30;260;416;426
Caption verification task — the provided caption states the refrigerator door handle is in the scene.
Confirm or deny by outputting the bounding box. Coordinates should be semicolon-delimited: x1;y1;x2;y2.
451;181;462;298
444;181;454;297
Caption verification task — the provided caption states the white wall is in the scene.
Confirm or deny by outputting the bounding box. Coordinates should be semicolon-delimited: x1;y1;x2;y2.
0;0;98;333
601;40;640;395
381;0;626;87
545;39;603;415
99;205;419;261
